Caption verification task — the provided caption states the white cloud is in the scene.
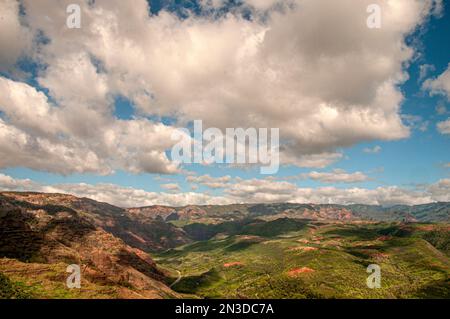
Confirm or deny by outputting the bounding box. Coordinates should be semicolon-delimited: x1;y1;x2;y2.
293;186;431;206
426;179;450;202
364;145;382;154
437;118;450;135
0;0;439;174
223;177;449;206
199;0;286;12
0;0;31;71
161;183;181;192
187;174;233;189
401;114;429;132
423;63;450;100
225;178;299;203
0;76;182;175
0;173;231;207
45;183;232;207
301;169;369;183
243;0;284;11
1;173;449;207
419;64;435;82
282;152;343;168
0;173;38;190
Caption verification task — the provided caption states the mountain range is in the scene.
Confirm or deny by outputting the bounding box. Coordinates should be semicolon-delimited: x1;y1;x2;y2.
0;191;449;299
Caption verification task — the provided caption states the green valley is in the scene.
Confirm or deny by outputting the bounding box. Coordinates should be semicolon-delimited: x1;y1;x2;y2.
156;221;450;299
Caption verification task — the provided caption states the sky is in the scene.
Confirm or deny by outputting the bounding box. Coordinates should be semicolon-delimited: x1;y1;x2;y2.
0;0;449;207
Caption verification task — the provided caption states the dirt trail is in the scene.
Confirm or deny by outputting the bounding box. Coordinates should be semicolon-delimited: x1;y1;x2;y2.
170;270;182;288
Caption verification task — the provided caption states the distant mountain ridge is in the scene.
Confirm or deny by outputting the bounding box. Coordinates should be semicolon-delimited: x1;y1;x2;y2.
129;202;450;223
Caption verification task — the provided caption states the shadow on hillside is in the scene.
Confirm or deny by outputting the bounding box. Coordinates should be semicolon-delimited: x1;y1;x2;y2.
171;268;221;294
1;195;78;216
0;195;95;262
413;279;450;298
0;208;46;262
116;248;166;282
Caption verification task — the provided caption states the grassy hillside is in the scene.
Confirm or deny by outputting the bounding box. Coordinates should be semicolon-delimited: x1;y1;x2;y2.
183;218;309;241
0;272;34;299
156;221;450;299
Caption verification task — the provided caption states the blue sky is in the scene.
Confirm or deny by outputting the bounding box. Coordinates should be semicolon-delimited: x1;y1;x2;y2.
0;0;449;206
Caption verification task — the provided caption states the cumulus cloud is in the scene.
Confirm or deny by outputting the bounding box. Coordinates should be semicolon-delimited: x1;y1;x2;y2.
0;75;182;175
364;145;382;154
199;0;286;12
161;183;181;192
1;173;449;206
301;169;369;183
0;173;38;190
0;0;441;175
224;178;300;203
402;114;429;132
0;173;231;207
437;119;450;135
223;176;450;206
418;64;435;82
0;0;31;71
426;179;450;202
243;0;285;11
282;152;343;169
423;63;450;100
187;174;233;189
46;183;233;207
